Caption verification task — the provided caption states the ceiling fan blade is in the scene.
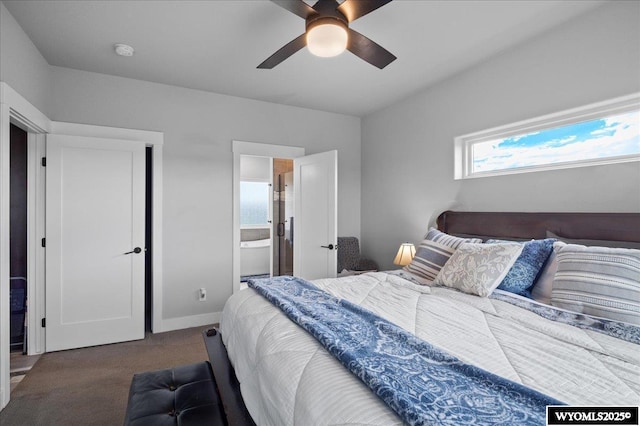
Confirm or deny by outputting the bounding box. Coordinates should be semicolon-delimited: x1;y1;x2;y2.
258;34;307;69
271;0;316;19
337;0;392;22
346;29;396;69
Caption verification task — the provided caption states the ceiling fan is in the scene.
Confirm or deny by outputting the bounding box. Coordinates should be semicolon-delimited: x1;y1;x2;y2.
258;0;396;69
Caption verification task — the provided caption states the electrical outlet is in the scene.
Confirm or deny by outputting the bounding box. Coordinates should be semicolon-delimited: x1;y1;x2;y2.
199;288;206;301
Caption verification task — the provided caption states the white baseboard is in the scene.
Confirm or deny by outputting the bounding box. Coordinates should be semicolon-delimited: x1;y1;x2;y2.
154;311;221;334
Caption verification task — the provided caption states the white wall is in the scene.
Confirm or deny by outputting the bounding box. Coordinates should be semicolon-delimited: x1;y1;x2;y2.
48;67;361;321
0;2;50;115
0;0;361;330
361;1;640;270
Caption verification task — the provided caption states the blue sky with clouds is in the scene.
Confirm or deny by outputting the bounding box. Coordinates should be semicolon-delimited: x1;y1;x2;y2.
473;110;640;172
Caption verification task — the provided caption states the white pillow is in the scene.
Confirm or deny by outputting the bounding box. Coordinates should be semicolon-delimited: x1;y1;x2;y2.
433;242;523;297
551;242;640;325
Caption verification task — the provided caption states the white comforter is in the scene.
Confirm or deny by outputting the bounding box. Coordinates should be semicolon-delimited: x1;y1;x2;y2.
220;272;640;425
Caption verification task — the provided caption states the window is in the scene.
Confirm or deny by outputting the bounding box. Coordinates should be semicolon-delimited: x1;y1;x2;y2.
240;181;270;226
454;93;640;179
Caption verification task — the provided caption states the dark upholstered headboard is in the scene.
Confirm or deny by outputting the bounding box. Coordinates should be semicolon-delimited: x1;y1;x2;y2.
436;211;640;243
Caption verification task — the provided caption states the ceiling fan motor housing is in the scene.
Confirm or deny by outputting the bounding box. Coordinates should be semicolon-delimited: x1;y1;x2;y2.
305;10;348;34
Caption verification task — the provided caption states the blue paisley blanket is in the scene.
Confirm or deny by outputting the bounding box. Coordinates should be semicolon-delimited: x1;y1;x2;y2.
248;276;563;426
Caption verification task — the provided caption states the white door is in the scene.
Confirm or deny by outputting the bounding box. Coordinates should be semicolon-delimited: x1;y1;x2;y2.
293;150;337;280
45;134;146;351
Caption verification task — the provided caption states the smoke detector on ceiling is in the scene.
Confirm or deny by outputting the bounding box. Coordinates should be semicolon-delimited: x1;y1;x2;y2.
114;43;134;57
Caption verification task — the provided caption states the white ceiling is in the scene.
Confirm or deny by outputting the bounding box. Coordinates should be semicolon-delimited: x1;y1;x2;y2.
3;0;605;117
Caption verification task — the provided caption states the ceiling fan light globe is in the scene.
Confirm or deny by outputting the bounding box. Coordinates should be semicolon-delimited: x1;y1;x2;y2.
306;23;348;57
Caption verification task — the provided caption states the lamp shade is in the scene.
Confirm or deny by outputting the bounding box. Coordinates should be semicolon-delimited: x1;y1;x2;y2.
306;20;348;57
393;243;416;266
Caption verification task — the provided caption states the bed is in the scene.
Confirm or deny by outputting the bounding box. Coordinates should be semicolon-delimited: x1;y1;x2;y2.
212;211;640;426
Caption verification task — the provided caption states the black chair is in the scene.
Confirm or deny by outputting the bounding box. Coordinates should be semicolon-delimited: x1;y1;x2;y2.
337;237;378;274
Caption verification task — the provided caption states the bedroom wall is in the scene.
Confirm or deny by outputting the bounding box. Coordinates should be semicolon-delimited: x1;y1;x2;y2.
1;0;361;330
47;66;361;324
0;2;50;115
361;1;640;270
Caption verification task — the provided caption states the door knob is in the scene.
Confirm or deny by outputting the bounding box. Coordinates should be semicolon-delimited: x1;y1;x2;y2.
124;247;142;255
321;244;335;250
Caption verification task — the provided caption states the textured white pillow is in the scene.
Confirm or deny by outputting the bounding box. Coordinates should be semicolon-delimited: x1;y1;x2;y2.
403;228;482;283
433;242;523;297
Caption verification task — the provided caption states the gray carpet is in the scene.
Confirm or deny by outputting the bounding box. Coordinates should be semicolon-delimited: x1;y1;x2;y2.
0;325;213;426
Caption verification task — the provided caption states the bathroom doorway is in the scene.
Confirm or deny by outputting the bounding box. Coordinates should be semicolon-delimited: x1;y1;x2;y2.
238;156;293;283
232;141;305;293
233;141;340;292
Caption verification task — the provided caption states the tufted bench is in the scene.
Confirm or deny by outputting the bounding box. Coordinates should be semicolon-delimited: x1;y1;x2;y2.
123;361;226;426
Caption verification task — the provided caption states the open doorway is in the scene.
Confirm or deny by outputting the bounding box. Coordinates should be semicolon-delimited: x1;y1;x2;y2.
238;156;294;284
238;155;272;282
9;124;41;391
232;141;305;293
232;141;338;292
9;124;27;353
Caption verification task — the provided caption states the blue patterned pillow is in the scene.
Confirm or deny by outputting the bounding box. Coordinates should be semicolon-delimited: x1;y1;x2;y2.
486;238;555;298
